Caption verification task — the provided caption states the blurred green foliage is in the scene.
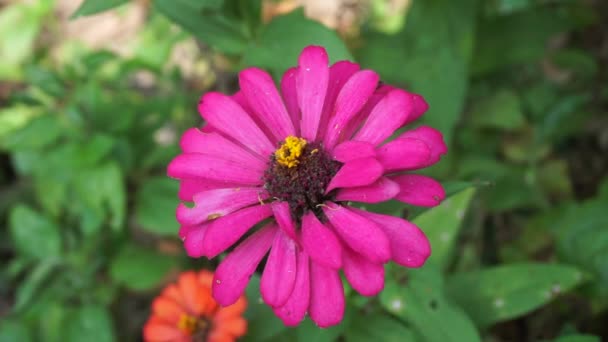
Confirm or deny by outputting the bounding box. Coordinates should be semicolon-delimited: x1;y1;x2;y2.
1;0;607;341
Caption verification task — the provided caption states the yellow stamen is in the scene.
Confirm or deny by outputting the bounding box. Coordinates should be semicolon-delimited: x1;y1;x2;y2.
178;314;198;335
275;136;307;168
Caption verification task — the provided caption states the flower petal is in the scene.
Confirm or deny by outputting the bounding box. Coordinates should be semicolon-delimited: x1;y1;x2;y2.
354;89;414;146
273;251;310;326
376;138;431;172
335;177;400;203
342;247;385;296
271;201;297;241
323;203;390;263
213;224;277;306
391;174;445;207
202;205;274;258
176;187;267;226
240;68;295;142
309;262;345;328
179;129;266;167
281;67;300;136
184;224;208;257
399;126;447;167
301;212;342;269
403;93;429;125
178;179;244;202
323;70;379;149
354;209;431;267
261;231;297;307
198;92;274;157
331;140;376;163
168;153;263;185
297;46;329;141
341;84;393;141
318;61;361;139
325;157;383;192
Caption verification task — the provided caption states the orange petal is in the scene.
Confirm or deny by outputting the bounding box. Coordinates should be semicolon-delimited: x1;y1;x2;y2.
214;296;247;321
213;317;247;337
198;269;215;288
178;271;205;315
152;297;185;323
162;284;185;308
143;317;188;342
206;329;234;342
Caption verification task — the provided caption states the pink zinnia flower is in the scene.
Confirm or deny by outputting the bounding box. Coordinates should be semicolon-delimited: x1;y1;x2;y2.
168;46;447;327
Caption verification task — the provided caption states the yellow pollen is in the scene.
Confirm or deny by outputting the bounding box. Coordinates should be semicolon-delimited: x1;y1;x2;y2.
275;136;307;168
177;314;198;335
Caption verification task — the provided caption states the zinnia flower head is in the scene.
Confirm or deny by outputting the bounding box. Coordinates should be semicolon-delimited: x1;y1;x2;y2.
143;270;247;342
168;46;447;327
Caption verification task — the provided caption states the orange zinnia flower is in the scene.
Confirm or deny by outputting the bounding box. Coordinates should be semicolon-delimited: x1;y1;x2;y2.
143;270;247;342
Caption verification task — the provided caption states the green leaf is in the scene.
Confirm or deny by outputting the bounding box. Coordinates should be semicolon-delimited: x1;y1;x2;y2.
14;259;60;312
153;0;248;55
242;276;287;342
0;106;40;143
344;312;415;342
0;115;63;151
66;305;115;342
9;205;62;260
71;0;129;18
446;263;585;327
135;177;179;236
469;89;525;130
0;1;52;80
554;334;601;342
109;243;176;291
243;9;352;76
472;7;577;75
380;265;481;342
414;188;476;270
74;162;126;233
0;320;32;342
357;0;477;143
295;317;344;342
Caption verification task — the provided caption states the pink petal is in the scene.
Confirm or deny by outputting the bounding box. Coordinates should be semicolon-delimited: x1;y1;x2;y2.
271;201;297;241
232;91;275;142
323;70;380;149
261;231;297;307
342;247;385;296
297;46;329;141
322;203;390;263
391;174;445;207
318;61;361;139
325;157;383;192
301;212;342;269
202;205;273;258
178;179;244;201
176;187;267;226
280;67;300;136
354;209;431;267
335;177;400;203
213;224;278;306
341;84;394;141
273;251;310;326
376;138;431;172
353;89;414;146
399;126;447;166
198;92;274;157
183;224;209;257
167;153;263;185
403;93;429;125
331;141;376;163
240;68;295;142
179;129;266;168
308;262;345;328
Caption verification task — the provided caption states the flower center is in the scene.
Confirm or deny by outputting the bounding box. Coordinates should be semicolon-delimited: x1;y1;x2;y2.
178;314;210;340
264;136;342;222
